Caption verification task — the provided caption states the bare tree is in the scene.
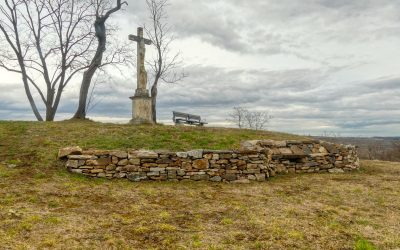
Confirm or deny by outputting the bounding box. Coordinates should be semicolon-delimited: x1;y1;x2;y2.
0;0;96;121
144;0;186;123
0;0;129;121
228;107;247;129
73;0;128;119
228;107;272;130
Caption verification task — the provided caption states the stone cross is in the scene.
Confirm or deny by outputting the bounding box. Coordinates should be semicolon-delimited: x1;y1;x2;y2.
129;27;152;96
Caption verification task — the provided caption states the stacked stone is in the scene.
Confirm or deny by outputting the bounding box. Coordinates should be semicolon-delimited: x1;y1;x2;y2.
241;140;360;176
58;147;270;182
58;139;359;183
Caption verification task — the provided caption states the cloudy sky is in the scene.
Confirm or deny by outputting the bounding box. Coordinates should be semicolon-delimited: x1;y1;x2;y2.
1;0;400;136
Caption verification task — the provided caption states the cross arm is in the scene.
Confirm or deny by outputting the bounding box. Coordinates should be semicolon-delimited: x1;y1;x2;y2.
128;35;152;45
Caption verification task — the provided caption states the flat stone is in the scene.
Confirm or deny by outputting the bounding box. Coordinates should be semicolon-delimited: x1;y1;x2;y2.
110;151;128;158
118;159;129;166
191;174;209;181
279;148;293;155
240;140;261;150
86;158;111;166
129;159;140;165
66;160;79;168
222;174;237;181
127;173;147;182
58;146;82;159
176;152;187;158
147;171;160;176
192;159;209;170
70;169;83;174
129;150;158;159
67;155;96;160
150;167;166;172
91;169;104;174
114;173;127;178
210;176;222;182
187;150;203;159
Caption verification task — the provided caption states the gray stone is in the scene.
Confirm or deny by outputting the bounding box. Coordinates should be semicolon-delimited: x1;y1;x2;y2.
176;152;188;158
187;150;203;159
191;174;209;181
129;150;158;159
68;155;96;160
210;176;222;182
127;173;146;182
66;160;79;168
223;174;237;181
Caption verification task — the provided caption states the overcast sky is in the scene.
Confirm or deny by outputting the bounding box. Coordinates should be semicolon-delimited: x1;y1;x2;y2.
1;0;400;136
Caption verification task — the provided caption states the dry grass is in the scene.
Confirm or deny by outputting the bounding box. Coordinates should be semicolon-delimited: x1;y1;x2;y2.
0;122;399;249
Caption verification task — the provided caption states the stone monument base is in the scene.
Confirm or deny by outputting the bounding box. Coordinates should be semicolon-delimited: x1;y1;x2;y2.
130;95;154;125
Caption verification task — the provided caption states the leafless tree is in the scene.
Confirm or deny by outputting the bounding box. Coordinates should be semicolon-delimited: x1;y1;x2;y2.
228;107;272;130
228;107;247;129
73;0;128;119
0;0;95;121
0;0;128;121
144;0;186;123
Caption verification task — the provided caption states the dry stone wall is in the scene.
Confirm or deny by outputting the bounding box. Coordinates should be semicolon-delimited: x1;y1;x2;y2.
58;140;359;183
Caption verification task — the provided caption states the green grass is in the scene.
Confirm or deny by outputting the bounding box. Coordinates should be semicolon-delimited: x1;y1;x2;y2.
0;120;304;168
0;121;399;249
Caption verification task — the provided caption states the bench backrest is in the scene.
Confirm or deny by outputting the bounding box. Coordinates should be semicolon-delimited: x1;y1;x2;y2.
173;111;201;122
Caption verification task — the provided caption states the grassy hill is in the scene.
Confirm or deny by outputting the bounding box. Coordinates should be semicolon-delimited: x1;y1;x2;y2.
0;120;305;168
0;121;399;249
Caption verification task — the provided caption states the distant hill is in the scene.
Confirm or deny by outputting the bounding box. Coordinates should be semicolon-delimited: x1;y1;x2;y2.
313;136;400;161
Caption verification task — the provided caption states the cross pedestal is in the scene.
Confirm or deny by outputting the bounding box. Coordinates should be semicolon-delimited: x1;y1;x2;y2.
129;95;153;125
129;27;154;124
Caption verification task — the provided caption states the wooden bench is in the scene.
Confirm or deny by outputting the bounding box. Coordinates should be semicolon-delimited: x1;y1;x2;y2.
172;111;208;126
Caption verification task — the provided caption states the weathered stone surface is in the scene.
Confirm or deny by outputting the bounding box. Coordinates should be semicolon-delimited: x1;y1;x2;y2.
279;148;293;155
61;139;359;183
187;150;203;159
66;160;79;168
191;174;209;181
118;159;129;166
176;152;188;158
58;146;82;159
68;155;96;160
210;176;222;182
129;150;158;159
110;151;128;158
192;159;209;170
223;174;237;181
86;158;111;166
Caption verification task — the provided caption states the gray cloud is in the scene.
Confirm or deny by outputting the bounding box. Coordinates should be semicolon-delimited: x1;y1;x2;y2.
1;0;400;137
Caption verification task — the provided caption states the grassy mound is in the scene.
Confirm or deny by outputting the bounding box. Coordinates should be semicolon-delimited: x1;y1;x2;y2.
0;120;304;168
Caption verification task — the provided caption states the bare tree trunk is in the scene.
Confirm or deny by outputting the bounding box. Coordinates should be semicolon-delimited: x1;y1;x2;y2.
151;80;159;122
73;1;126;120
20;63;44;121
73;36;104;119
